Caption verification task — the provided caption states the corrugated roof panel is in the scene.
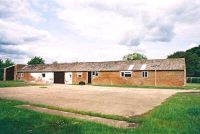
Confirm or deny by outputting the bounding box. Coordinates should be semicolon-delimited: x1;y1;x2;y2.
128;65;134;70
140;64;147;70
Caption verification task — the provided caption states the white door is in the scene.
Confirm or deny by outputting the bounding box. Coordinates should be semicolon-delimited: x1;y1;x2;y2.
65;72;72;84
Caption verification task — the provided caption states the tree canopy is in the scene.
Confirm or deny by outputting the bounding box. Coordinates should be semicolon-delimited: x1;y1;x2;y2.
168;45;200;77
123;53;147;61
168;51;186;58
0;59;15;80
27;56;45;65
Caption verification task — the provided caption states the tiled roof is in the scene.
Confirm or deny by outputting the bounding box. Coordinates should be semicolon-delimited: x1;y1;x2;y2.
17;58;185;72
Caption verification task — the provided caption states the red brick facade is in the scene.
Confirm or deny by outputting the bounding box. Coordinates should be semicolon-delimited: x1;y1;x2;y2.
72;70;185;87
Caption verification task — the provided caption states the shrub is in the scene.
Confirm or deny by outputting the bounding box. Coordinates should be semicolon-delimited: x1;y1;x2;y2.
79;81;85;85
187;77;200;83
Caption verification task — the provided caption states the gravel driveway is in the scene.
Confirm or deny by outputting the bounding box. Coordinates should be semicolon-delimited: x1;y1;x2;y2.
0;85;186;116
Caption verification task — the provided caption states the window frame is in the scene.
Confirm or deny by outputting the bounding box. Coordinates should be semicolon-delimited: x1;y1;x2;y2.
92;71;99;77
142;71;148;78
120;71;132;77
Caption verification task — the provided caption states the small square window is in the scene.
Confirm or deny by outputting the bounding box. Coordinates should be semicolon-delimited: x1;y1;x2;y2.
92;71;99;77
142;71;148;78
121;72;124;77
92;72;95;75
42;73;45;77
120;71;132;77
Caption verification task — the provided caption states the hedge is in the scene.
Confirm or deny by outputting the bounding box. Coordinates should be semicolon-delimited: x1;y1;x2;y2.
187;77;200;83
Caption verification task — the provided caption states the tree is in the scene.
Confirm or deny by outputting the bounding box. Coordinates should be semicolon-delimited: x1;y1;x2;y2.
168;45;200;77
123;53;147;61
3;59;14;67
27;56;45;65
0;59;15;80
0;59;3;80
168;51;185;58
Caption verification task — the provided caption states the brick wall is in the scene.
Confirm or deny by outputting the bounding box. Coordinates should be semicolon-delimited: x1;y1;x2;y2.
17;70;185;87
72;72;88;84
92;70;185;87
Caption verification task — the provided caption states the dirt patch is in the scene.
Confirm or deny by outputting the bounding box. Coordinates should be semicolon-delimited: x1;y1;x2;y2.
0;85;189;116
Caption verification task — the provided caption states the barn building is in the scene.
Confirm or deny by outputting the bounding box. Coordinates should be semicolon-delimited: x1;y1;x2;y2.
4;58;186;87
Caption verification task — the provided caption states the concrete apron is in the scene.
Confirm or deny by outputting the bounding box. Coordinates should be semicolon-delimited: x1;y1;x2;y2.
16;105;137;128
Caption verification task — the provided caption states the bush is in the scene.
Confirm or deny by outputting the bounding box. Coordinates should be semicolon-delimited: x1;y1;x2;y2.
79;81;85;85
187;77;200;83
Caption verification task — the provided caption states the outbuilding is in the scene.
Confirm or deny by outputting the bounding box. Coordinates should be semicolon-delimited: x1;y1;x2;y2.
4;58;186;87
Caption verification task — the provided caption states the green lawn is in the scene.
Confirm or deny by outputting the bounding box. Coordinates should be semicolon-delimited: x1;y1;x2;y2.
0;80;43;88
0;92;200;134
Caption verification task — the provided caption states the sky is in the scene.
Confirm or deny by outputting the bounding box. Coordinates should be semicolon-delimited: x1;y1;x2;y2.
0;0;200;64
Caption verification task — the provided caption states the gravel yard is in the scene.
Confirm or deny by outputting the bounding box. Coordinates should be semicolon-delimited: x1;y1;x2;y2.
0;85;186;116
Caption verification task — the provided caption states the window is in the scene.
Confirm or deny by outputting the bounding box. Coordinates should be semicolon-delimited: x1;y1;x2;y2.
92;71;99;76
21;73;24;77
77;72;82;78
42;73;45;77
142;71;148;78
120;71;132;77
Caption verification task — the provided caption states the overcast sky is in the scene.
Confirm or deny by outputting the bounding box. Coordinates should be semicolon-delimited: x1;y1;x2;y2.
0;0;200;63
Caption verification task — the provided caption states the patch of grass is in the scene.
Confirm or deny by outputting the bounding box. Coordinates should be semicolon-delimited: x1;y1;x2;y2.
0;92;200;133
0;99;134;134
184;83;200;89
0;80;45;88
95;83;200;90
133;92;200;133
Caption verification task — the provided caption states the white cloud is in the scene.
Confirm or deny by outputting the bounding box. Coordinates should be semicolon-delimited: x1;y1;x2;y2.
0;20;50;45
1;0;200;63
0;0;43;22
0;19;61;63
0;19;125;63
55;0;200;51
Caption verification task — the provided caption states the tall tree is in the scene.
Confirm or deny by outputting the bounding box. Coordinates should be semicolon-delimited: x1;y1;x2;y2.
3;59;14;67
123;53;147;61
168;51;185;58
168;45;200;77
0;59;14;80
27;56;45;65
0;59;3;80
0;59;3;68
